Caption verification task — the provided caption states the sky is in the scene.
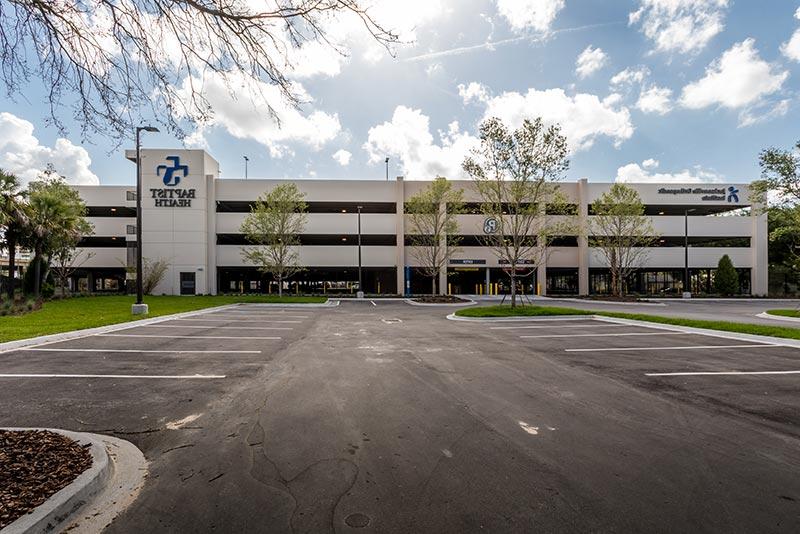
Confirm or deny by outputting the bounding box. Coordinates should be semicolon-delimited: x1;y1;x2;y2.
1;0;800;187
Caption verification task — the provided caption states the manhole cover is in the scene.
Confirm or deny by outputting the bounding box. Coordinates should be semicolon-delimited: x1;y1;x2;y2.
345;513;371;528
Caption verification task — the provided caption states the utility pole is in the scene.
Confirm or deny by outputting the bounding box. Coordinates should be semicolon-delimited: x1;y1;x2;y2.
132;125;159;315
243;155;249;179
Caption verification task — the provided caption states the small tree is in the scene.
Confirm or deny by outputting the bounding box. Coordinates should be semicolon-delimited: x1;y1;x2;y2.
0;170;28;299
24;167;92;299
589;183;657;297
714;254;739;296
241;183;307;296
123;257;170;295
51;246;95;297
406;177;464;295
462;117;571;307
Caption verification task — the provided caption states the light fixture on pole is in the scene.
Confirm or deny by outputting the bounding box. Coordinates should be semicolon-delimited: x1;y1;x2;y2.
243;155;249;179
357;205;364;298
683;208;695;299
385;157;389;181
132;125;159;315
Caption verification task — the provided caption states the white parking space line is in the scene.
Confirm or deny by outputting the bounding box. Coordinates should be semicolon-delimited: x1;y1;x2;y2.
521;332;686;339
491;324;629;330
202;314;308;319
565;344;781;352
170;318;301;324
0;373;226;379
646;370;800;377
20;348;262;354
140;325;293;331
370;301;377;307
97;334;281;340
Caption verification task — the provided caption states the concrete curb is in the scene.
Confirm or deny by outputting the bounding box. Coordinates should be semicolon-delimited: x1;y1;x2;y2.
405;298;477;307
234;299;339;308
756;312;800;324
447;312;800;348
447;313;596;322
1;428;110;534
0;304;243;353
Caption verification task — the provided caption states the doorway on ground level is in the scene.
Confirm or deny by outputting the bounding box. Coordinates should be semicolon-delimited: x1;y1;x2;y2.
180;272;196;295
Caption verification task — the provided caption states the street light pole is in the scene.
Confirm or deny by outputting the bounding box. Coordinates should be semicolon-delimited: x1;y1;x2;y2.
133;125;159;315
385;157;389;181
357;205;363;298
683;208;695;298
243;155;249;179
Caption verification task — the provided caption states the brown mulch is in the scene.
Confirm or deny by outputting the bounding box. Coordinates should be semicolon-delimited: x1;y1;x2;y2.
412;295;470;303
0;430;93;528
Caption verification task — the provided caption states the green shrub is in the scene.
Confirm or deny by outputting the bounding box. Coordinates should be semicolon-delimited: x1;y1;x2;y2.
714;254;739;296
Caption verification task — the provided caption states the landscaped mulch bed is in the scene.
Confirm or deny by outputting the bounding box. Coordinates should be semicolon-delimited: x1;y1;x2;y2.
412;295;471;303
0;430;93;528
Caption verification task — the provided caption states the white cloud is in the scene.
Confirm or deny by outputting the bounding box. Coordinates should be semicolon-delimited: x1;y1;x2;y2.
332;149;352;166
680;39;789;116
781;7;800;62
629;0;729;54
457;82;490;104
0;112;99;186
178;72;340;158
616;160;724;183
575;46;608;78
610;66;650;87
636;85;673;114
462;83;634;151
363;106;479;180
738;99;791;128
495;0;565;33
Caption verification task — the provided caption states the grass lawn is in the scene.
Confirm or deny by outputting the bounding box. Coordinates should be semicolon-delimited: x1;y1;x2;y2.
456;305;800;341
765;309;800;318
0;294;327;343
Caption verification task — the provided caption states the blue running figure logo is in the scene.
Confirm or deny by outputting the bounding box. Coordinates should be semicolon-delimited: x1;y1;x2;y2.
727;186;739;203
156;156;189;186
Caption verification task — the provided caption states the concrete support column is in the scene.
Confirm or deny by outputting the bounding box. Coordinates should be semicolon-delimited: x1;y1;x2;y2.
537;260;547;296
395;176;406;296
206;174;217;295
577;178;589;295
751;206;768;295
485;267;491;295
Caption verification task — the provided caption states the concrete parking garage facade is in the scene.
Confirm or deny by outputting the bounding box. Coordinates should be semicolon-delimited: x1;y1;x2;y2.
70;148;767;296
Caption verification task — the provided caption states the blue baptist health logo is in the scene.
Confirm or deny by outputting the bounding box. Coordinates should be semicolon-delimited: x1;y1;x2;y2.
156;156;189;186
727;186;739;203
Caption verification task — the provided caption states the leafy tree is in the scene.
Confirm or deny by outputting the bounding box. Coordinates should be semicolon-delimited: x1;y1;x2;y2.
241;183;307;297
1;1;396;141
24;167;92;299
0;170;28;299
462;117;572;307
756;140;800;205
51;247;95;297
406;177;464;295
589;184;657;297
714;254;739;296
767;206;800;293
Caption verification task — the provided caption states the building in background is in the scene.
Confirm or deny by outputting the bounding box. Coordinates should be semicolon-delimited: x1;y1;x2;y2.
69;148;767;296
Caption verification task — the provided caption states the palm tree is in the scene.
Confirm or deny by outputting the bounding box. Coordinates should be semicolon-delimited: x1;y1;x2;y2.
0;170;28;300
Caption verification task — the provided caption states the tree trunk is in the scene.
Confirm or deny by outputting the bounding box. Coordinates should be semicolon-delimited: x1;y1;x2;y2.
278;275;283;297
431;275;436;296
510;270;517;308
34;249;42;299
6;232;16;300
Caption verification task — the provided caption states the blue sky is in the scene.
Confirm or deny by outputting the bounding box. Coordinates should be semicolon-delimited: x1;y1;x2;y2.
1;0;800;187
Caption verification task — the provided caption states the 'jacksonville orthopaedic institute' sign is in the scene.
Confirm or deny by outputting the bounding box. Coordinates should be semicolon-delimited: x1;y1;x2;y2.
150;155;197;207
657;186;739;203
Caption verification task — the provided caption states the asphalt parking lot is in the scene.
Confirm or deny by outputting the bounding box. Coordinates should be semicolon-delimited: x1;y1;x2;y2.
1;301;799;533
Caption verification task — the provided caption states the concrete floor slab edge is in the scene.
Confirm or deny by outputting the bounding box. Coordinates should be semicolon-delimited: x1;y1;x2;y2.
1;428;110;534
756;312;800;324
0;304;243;353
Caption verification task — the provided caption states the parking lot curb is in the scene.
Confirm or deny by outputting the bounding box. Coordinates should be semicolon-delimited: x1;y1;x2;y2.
235;299;339;308
544;297;666;307
447;313;800;348
405;299;477;307
0;304;242;353
756;312;800;324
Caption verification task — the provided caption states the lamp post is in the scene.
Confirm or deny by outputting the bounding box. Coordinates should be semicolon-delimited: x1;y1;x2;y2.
683;208;695;299
357;205;364;298
243;155;249;179
385;157;389;181
132;125;159;315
